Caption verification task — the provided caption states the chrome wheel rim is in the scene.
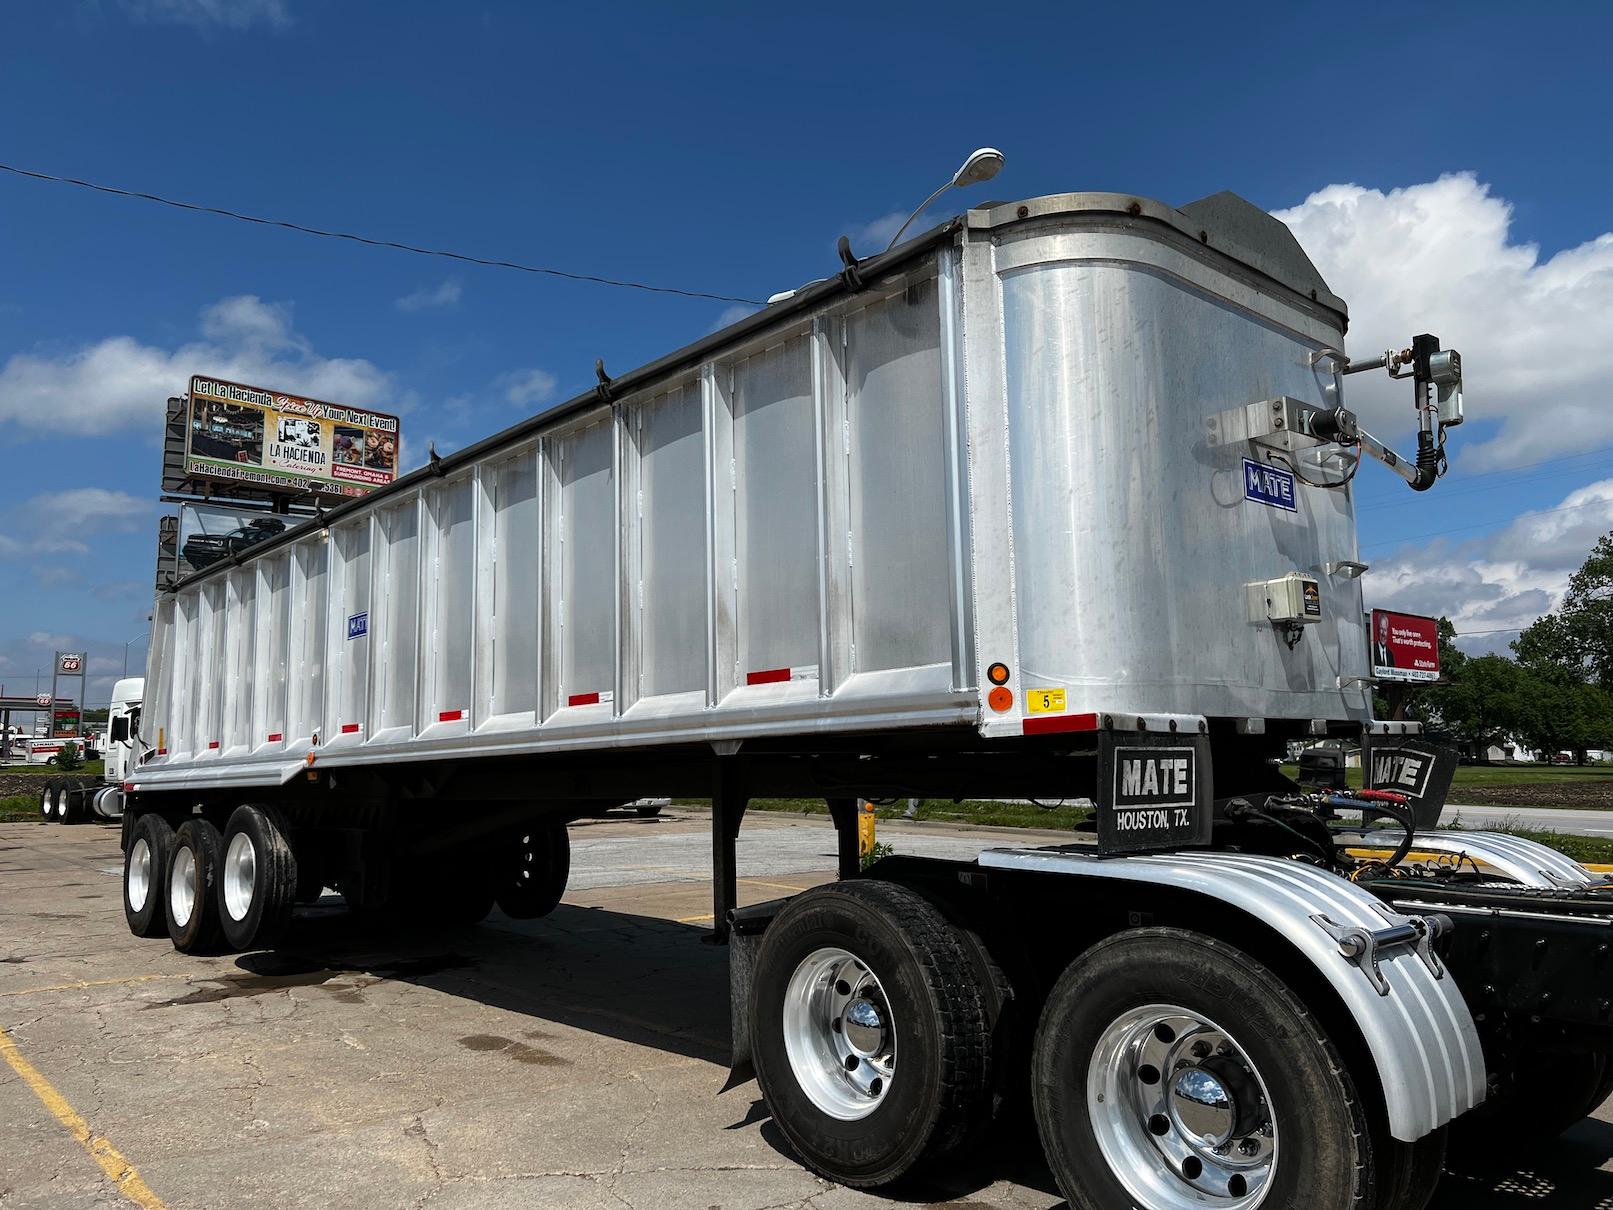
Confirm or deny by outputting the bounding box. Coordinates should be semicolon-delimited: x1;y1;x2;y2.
53;789;67;819
1088;1003;1277;1209
223;832;257;922
128;838;152;912
782;946;895;1121
169;846;196;928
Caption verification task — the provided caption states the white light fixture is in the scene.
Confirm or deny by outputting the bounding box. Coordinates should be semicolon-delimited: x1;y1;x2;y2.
883;147;1006;252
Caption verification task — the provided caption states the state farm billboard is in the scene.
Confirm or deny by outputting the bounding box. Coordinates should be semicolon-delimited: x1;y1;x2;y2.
1369;609;1440;683
185;376;400;499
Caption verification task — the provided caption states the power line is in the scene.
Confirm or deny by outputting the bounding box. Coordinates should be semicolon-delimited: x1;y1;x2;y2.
0;160;765;306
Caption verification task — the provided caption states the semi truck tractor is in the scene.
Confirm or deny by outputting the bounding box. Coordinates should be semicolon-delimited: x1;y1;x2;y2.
37;677;143;822
119;188;1610;1209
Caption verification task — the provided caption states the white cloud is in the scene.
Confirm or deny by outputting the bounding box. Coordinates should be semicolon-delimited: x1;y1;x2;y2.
119;0;290;31
1274;174;1613;470
1364;478;1613;654
395;280;463;312
33;488;151;530
33;566;83;590
844;208;937;254
0;534;89;559
0;295;393;438
497;368;559;409
710;303;761;333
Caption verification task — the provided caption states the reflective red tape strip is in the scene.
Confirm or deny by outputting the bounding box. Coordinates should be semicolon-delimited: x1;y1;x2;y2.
340;723;361;734
155;749;167;756
267;733;283;742
746;667;791;686
438;710;463;722
567;692;600;707
208;741;220;749
1021;712;1100;736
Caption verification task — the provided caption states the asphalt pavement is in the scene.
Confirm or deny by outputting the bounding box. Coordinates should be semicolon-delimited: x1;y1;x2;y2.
1;809;1608;1209
1440;803;1613;836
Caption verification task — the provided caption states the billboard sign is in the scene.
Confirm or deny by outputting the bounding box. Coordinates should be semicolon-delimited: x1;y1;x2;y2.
185;376;400;499
1369;609;1440;683
56;652;85;674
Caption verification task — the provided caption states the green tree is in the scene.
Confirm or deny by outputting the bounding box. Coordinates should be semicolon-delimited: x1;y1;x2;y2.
1514;533;1613;688
1418;654;1531;757
52;741;82;772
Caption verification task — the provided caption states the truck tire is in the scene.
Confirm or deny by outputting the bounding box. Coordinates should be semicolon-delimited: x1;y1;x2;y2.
166;818;226;954
1453;1052;1612;1151
124;813;175;937
218;805;298;951
496;824;570;919
1031;928;1372;1210
61;781;85;825
436;853;498;924
750;880;989;1189
39;779;58;822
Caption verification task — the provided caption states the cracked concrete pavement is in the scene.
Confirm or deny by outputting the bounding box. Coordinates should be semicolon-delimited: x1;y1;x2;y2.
1;808;1609;1209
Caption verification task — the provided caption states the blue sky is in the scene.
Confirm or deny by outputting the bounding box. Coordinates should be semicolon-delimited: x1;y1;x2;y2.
3;1;1613;704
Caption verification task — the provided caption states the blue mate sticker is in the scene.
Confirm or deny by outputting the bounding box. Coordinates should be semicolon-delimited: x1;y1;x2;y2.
347;611;369;640
1242;458;1298;512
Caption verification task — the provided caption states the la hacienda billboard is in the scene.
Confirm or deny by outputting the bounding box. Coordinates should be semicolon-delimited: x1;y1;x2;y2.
184;375;400;499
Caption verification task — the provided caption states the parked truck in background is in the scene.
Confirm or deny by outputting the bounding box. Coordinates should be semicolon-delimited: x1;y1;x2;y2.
115;186;1610;1209
36;677;142;823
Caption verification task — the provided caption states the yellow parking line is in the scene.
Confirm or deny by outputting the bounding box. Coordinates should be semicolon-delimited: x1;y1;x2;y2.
738;877;823;894
0;973;185;999
0;1026;165;1209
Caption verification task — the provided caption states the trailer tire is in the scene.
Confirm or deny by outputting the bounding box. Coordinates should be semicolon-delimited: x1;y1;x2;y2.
166;818;226;954
750;880;988;1189
218;805;299;951
496;824;570;919
1453;1052;1612;1151
1031;928;1372;1210
124;813;175;937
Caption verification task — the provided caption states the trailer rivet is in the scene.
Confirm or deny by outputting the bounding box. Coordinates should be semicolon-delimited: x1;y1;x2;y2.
1127;201;1142;217
1016;205;1029;219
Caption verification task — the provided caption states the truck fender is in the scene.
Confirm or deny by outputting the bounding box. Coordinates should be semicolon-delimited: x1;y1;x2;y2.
1346;829;1609;890
976;847;1488;1142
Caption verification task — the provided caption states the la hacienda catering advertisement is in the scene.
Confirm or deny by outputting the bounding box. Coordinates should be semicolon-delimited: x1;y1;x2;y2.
185;375;401;498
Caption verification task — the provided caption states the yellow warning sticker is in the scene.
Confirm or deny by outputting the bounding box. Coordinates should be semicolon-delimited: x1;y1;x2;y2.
1026;688;1067;714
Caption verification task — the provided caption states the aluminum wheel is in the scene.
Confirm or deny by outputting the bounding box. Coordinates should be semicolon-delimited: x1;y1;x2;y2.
1088;1003;1277;1209
53;787;69;820
127;837;152;913
781;946;896;1121
222;831;257;922
169;845;197;928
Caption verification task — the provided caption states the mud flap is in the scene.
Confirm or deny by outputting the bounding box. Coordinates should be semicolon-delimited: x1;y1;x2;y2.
722;899;784;1092
1363;737;1458;830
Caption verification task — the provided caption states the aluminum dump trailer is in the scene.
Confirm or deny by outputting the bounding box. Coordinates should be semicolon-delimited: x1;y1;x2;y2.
120;189;1611;1210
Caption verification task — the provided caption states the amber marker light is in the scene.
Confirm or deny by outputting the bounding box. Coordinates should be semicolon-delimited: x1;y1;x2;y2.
988;686;1014;712
987;662;1011;685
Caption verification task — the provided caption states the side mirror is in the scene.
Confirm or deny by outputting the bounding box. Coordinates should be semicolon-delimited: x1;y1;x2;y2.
110;717;129;743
